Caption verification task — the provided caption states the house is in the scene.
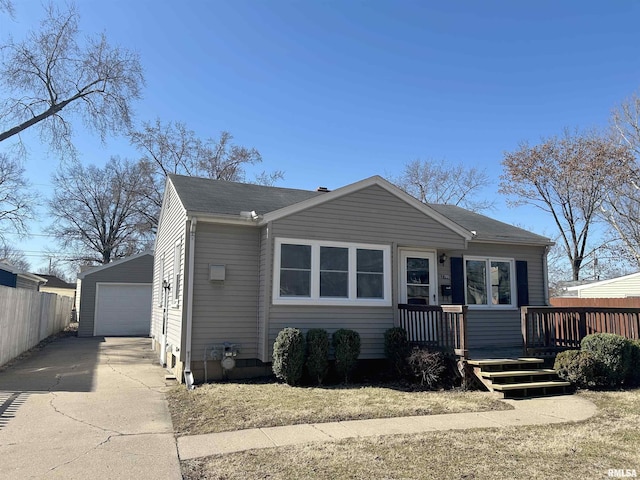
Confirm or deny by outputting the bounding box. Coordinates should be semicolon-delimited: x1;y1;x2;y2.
0;262;47;290
38;274;77;300
151;174;553;385
77;252;153;337
564;272;640;298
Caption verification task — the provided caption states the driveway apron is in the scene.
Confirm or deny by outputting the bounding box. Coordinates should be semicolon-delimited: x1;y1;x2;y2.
0;336;181;480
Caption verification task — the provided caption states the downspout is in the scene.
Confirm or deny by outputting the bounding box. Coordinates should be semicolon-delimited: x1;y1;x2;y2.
543;245;551;305
183;217;197;389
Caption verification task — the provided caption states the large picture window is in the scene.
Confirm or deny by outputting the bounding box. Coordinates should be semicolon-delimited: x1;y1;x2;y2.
274;238;391;305
464;257;516;308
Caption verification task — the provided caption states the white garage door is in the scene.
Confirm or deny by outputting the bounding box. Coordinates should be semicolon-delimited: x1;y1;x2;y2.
94;283;152;336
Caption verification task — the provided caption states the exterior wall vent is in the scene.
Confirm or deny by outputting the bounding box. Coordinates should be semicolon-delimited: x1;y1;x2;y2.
209;264;226;281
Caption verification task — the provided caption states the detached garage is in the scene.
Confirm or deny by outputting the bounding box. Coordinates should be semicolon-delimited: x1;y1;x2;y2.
77;252;153;337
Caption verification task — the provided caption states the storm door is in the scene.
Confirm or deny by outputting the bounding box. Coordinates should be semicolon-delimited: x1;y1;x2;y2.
399;251;436;305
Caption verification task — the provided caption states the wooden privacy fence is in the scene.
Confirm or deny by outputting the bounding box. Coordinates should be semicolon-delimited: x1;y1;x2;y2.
398;304;468;358
0;286;74;367
522;306;640;356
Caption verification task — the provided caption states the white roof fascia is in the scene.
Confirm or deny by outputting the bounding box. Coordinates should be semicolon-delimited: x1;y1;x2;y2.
77;251;154;279
469;237;555;247
186;212;261;226
0;263;47;283
565;271;640;291
154;178;188;253
19;272;47;283
258;175;473;241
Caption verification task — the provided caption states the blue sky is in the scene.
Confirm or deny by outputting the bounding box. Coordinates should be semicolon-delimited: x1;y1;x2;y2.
2;1;640;272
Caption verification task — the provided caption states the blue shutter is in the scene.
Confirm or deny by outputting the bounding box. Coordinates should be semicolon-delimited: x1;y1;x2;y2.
450;257;464;305
516;260;529;307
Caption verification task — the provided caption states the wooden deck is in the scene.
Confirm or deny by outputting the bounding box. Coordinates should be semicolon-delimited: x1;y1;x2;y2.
522;306;640;356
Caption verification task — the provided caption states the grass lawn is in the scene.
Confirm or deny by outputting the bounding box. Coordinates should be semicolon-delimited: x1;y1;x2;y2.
167;381;511;436
178;389;640;480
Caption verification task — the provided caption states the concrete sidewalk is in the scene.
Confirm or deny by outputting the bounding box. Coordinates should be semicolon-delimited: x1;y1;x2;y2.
0;336;182;480
178;394;598;460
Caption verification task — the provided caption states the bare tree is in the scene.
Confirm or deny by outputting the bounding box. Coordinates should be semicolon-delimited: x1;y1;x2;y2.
0;3;144;152
130;120;283;230
0;243;30;271
0;0;14;17
0;153;32;242
500;128;634;281
601;92;640;266
49;157;151;265
391;159;494;212
129;119;199;230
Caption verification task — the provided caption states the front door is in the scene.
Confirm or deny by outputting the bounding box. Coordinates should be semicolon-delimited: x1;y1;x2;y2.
400;251;437;305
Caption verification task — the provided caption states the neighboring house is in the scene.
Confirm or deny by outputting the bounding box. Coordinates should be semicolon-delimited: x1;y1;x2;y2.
77;252;153;337
38;274;77;300
0;262;47;290
562;272;640;298
151;174;553;385
550;273;640;307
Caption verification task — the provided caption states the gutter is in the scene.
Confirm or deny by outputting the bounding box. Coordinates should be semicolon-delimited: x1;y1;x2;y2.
183;217;197;389
543;245;551;305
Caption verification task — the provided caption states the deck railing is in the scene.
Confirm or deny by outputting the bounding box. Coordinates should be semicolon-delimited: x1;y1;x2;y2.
522;306;640;356
397;304;468;358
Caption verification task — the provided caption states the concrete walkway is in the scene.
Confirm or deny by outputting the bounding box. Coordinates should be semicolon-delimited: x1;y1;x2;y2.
0;336;181;480
178;394;598;460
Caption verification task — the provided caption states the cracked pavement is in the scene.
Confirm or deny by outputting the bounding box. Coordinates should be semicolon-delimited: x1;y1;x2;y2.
0;337;181;479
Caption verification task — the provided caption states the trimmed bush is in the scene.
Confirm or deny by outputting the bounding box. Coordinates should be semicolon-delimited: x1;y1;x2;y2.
581;333;633;387
272;327;306;385
554;350;606;388
306;328;330;385
627;339;640;387
407;347;446;389
332;329;361;382
384;327;410;376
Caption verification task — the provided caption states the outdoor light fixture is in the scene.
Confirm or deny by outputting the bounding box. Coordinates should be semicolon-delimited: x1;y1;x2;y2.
439;253;447;264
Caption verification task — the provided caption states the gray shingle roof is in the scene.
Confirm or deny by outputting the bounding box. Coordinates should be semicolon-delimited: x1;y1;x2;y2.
169;174;323;216
35;274;76;289
168;174;551;245
428;204;551;245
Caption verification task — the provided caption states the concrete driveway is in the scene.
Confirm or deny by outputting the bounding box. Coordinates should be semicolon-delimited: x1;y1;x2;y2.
0;336;182;479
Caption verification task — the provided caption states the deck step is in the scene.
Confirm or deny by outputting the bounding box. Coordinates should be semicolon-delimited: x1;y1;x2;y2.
481;369;557;379
467;358;544;367
491;380;571;391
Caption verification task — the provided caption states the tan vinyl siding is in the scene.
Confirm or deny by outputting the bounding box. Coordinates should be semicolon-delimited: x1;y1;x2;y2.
191;223;260;363
77;254;153;337
16;277;40;290
257;225;270;361
273;185;466;249
151;181;187;352
575;275;640;298
447;242;547;348
264;185;467;359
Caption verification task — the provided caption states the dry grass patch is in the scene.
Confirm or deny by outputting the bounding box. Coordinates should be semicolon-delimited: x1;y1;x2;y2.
167;381;510;436
181;389;640;480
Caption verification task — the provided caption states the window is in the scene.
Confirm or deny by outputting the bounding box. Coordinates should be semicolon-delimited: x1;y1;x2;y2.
274;238;391;305
320;246;348;298
172;242;181;306
464;257;515;308
280;244;311;297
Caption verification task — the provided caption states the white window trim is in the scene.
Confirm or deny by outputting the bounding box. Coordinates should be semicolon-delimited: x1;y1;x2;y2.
398;249;438;305
463;256;517;310
172;241;181;308
273;237;392;306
